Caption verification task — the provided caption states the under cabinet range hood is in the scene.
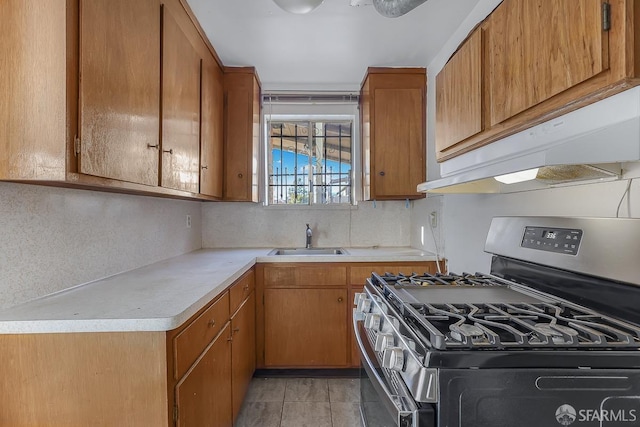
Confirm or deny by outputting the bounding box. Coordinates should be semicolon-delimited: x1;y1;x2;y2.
419;86;640;194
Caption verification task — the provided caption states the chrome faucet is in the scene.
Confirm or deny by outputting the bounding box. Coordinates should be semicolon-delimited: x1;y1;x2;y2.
306;224;312;248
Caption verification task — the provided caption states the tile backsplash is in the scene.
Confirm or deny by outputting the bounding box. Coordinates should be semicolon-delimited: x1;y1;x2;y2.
202;200;412;249
0;182;202;310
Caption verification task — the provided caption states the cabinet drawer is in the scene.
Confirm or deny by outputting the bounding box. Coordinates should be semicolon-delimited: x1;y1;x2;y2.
230;269;255;314
174;292;230;380
264;265;347;288
349;263;433;285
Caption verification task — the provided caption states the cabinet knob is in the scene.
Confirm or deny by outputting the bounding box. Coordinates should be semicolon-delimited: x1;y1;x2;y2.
163;148;174;155
207;319;216;328
201;165;208;170
338;297;343;303
147;143;159;149
233;327;240;334
238;173;243;178
243;285;250;291
379;171;385;176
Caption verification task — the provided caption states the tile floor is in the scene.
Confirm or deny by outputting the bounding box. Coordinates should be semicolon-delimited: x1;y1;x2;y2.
235;377;363;427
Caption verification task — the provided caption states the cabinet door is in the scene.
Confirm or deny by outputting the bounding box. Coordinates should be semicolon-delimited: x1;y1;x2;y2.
436;28;483;154
264;288;347;367
161;5;201;193
78;0;160;186
200;58;224;198
231;293;256;423
175;323;232;427
488;0;609;126
372;87;424;198
224;71;260;202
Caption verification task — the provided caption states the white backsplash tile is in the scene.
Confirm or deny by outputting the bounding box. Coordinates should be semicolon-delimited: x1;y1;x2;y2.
0;182;202;311
202;200;411;248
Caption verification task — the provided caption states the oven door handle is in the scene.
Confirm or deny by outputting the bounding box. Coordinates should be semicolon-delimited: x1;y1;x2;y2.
354;313;418;426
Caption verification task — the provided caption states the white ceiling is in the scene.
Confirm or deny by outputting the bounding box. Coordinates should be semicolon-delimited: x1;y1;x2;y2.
186;0;481;91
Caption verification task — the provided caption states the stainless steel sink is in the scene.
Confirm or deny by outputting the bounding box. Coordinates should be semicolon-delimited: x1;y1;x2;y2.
268;248;348;256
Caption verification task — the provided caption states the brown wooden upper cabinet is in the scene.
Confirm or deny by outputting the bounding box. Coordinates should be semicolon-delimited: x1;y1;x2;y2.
78;0;161;187
1;0;227;201
435;0;640;162
224;68;261;202
360;68;426;200
161;4;201;193
200;58;225;198
435;28;483;156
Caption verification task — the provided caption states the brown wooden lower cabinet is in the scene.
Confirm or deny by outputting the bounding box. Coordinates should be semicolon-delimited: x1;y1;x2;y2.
0;269;256;427
176;323;232;427
264;287;348;367
256;261;437;369
231;292;256;423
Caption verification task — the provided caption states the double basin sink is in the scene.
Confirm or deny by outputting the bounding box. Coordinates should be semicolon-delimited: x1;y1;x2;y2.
268;247;348;256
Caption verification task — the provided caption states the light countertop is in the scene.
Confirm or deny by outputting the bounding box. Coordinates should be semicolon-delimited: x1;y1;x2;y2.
0;247;436;334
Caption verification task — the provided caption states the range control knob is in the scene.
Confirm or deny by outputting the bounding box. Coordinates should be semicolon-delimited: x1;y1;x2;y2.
382;347;405;371
364;313;381;330
375;333;394;352
356;298;372;313
384;316;400;332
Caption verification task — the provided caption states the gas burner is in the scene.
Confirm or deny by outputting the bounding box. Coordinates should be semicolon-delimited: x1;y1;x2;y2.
404;301;640;350
373;272;501;288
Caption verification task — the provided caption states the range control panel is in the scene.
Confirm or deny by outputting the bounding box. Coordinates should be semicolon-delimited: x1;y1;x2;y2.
521;226;583;255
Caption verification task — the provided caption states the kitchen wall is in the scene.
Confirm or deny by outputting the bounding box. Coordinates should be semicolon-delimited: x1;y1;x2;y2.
0;182;202;310
202;200;411;248
411;177;640;275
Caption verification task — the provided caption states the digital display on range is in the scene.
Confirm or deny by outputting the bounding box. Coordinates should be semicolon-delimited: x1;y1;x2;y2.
521;226;583;255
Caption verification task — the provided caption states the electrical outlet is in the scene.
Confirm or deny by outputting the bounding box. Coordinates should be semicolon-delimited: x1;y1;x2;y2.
430;211;437;228
186;215;192;229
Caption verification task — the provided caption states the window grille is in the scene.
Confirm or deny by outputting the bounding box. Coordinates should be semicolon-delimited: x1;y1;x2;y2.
268;120;352;205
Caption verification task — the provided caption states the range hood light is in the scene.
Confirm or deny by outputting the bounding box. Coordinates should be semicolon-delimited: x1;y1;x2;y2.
494;168;540;184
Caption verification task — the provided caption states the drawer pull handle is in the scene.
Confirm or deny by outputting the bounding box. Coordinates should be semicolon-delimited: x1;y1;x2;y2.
338;297;343;302
208;319;216;328
147;143;159;149
201;165;208;170
163;148;174;155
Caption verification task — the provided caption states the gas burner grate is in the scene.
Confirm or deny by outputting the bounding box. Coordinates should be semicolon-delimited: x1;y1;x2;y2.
404;301;640;350
371;271;501;288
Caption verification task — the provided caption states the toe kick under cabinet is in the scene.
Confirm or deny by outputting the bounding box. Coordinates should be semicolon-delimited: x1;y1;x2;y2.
256;261;436;369
0;269;255;427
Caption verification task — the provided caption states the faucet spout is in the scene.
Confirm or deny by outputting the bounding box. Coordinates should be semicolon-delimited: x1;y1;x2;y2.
305;224;312;248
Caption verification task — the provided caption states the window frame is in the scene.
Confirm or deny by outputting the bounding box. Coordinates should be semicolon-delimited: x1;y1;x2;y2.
262;113;360;208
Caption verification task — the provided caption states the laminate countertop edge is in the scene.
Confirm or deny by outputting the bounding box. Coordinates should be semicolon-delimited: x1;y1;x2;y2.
0;247;437;334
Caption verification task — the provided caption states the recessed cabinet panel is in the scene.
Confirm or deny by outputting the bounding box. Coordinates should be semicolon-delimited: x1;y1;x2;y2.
488;0;608;126
161;5;201;193
79;0;160;186
436;29;483;154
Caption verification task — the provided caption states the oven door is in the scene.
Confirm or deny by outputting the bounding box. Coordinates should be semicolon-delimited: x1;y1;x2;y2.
355;315;435;427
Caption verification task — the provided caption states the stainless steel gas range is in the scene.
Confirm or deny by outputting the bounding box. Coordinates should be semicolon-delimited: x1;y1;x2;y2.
354;216;640;427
